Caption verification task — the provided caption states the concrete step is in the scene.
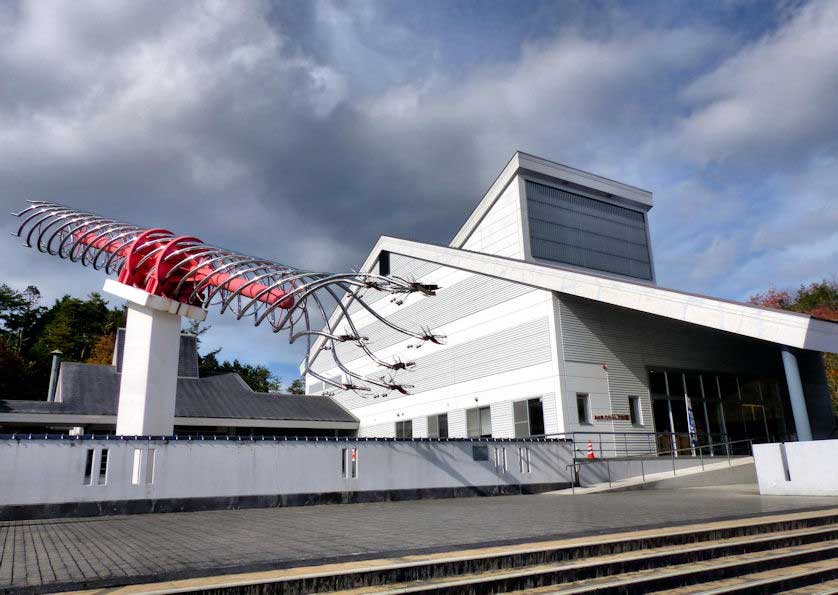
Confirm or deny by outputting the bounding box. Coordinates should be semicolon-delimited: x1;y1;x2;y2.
780;575;838;594
498;542;838;594
651;558;838;593
68;508;838;595
324;537;838;594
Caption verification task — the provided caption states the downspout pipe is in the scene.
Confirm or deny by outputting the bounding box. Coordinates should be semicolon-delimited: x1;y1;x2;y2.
47;349;62;402
781;346;813;442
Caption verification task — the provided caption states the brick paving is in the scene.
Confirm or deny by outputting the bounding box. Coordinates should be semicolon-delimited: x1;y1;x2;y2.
2;488;838;593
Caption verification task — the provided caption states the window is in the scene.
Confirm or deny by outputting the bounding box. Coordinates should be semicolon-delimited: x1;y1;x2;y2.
427;413;449;438
97;449;109;485
395;420;413;439
518;447;531;473
132;449;157;486
576;393;591;424
629;396;643;426
684;373;702;399
494;447;507;471
341;448;358;478
83;449;94;486
649;370;667;396
472;445;489;461
146;449;156;485
131;449;143;485
513;398;545;437
467;406;492;438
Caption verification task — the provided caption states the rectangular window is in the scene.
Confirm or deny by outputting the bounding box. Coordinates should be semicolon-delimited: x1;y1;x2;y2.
467;406;493;438
341;448;348;477
514;398;546;437
494;447;507;471
576;393;591;424
629;396;643;426
427;413;449;439
518;447;532;473
395;420;413;439
472;445;489;461
97;449;109;486
131;449;143;485
145;449;156;485
350;448;358;478
84;449;95;486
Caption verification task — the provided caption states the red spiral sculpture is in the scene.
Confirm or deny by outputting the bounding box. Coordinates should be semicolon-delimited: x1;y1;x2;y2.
13;201;443;395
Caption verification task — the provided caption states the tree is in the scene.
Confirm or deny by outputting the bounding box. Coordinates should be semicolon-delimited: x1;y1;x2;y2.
86;333;116;365
749;279;838;414
198;349;282;393
287;378;306;394
31;293;125;363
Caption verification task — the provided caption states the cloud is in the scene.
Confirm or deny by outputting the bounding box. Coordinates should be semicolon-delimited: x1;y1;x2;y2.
0;0;835;371
671;0;838;167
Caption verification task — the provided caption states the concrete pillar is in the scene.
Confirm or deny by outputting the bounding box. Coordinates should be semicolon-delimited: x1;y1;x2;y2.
781;347;813;442
103;279;206;436
116;302;182;435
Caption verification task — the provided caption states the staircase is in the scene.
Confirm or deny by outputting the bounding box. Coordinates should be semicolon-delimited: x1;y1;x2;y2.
105;508;838;594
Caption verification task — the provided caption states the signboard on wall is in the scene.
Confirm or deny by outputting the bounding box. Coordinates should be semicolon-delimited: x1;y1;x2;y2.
594;414;630;422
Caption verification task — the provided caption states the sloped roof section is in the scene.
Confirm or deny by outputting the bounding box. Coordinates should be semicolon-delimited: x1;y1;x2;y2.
1;363;357;423
356;236;838;354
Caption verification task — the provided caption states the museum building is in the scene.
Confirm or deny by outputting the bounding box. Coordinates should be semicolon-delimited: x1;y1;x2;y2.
304;152;838;451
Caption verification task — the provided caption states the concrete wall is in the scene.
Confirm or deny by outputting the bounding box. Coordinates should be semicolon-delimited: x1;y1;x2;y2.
0;438;572;515
754;440;838;496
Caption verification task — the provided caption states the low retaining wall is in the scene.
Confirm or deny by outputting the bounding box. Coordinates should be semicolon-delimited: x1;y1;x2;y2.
0;436;573;519
754;440;838;496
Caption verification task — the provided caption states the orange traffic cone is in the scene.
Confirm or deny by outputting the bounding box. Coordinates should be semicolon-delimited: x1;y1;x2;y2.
587;440;596;460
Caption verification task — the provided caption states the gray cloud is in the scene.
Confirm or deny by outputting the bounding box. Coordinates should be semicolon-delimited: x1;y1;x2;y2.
1;0;835;373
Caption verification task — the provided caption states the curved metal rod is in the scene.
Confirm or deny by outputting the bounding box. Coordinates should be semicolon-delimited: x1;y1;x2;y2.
11;201;441;394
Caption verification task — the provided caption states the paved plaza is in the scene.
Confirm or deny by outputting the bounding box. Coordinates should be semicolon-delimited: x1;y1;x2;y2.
3;487;838;593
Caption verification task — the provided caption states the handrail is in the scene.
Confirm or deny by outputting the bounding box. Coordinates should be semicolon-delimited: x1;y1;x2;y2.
565;437;759;493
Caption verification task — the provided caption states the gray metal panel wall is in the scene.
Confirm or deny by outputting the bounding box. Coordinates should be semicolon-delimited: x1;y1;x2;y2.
526;181;653;281
558;293;787;434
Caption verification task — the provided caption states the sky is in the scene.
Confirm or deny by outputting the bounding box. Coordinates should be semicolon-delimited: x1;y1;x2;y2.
1;0;836;384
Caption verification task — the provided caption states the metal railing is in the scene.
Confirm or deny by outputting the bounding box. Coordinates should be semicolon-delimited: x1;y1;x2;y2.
539;430;751;459
566;437;759;493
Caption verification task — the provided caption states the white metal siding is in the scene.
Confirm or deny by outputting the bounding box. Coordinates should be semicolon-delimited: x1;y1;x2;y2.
327;316;552;410
490;401;514;438
412;416;429;438
448;409;468;438
462;180;525;259
557;293;788;435
542;392;559;436
322;274;534;370
358;421;395;438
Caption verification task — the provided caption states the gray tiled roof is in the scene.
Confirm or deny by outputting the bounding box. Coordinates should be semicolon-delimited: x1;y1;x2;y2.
114;329;199;378
0;363;357;424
